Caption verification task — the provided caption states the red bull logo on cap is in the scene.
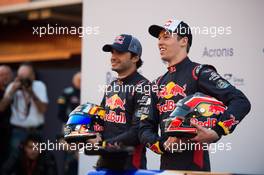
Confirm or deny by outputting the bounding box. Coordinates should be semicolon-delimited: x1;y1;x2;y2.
105;94;126;110
162;19;182;32
158;82;187;99
114;35;125;44
164;19;173;28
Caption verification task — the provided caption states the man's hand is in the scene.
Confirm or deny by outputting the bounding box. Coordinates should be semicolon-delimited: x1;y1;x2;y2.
163;137;177;153
9;78;21;95
24;84;48;113
190;121;219;143
0;78;21;111
86;133;102;146
105;142;121;149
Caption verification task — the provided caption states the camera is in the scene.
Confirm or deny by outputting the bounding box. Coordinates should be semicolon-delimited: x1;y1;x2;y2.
20;78;32;88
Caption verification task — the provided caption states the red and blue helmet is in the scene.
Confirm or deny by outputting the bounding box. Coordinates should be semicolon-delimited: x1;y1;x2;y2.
64;103;105;143
164;92;227;138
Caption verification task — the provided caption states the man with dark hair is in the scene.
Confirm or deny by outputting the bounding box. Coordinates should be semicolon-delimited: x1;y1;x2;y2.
1;134;57;175
139;19;251;171
86;34;150;170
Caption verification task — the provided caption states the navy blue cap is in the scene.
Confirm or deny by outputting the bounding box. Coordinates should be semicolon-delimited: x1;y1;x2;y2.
149;19;192;47
103;34;142;58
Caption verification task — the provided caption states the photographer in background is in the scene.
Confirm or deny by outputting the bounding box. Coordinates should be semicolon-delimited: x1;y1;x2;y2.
0;62;48;153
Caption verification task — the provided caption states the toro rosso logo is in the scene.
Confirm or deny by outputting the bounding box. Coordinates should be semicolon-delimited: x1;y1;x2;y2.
105;94;126;110
158;82;187;99
114;35;125;44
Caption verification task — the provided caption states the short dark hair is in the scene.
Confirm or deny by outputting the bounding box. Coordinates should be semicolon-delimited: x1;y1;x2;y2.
177;35;191;53
136;59;143;68
131;53;143;69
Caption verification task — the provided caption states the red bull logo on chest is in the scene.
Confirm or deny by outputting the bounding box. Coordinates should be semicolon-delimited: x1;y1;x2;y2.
105;94;126;110
158;82;187;99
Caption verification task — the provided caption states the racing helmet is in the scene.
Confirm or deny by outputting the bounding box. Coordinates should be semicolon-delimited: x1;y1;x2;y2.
164;92;227;138
64;102;105;143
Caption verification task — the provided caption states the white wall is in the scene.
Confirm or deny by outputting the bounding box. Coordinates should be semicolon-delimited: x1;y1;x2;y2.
80;0;264;174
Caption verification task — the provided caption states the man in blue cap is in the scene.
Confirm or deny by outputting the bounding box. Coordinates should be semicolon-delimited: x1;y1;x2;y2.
87;34;150;170
139;19;251;171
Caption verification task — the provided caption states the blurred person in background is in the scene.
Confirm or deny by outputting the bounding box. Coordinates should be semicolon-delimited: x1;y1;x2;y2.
57;71;81;124
57;71;81;175
0;62;48;153
1;134;58;175
0;65;13;168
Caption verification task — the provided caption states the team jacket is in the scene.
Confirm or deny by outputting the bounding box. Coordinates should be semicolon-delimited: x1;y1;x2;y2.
99;71;151;170
139;57;251;171
57;87;80;123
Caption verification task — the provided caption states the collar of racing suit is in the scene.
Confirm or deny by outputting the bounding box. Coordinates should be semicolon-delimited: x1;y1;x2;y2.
117;71;138;84
167;56;191;73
